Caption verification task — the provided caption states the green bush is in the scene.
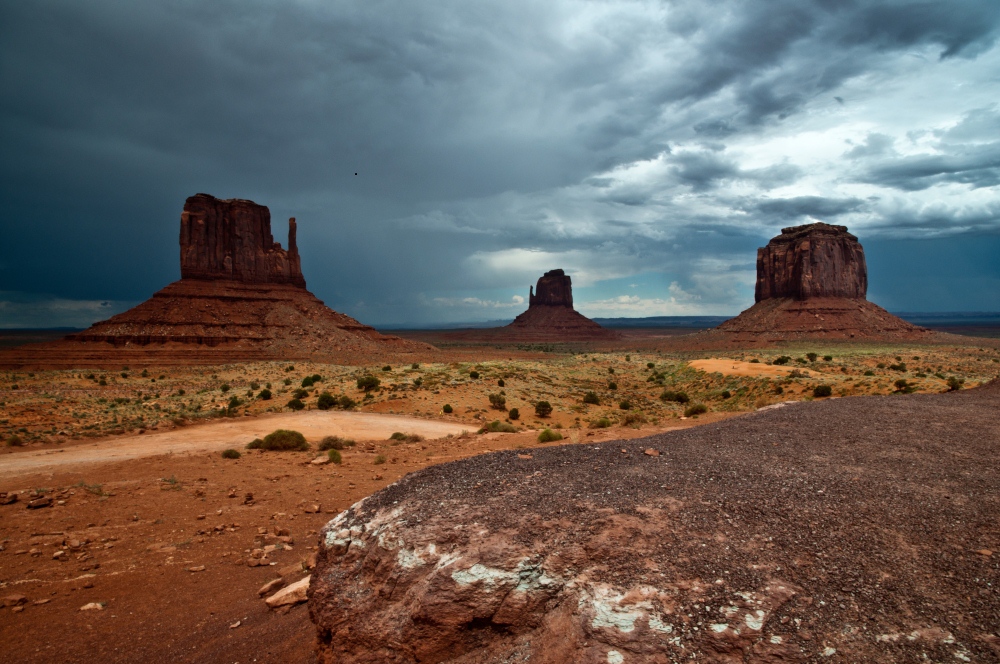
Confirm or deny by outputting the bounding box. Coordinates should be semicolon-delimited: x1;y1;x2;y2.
720;390;731;399
283;378;292;386
469;370;480;379
357;375;380;392
338;395;356;409
608;367;615;374
946;376;964;391
374;455;386;465
250;381;260;390
863;370;875;376
749;358;760;363
497;379;505;387
806;352;818;362
319;436;354;451
247;429;309;451
534;401;553;418
382;365;392;372
508;407;519;420
813;385;833;398
484;420;516;433
286;398;305;411
293;388;310;399
390;432;423;443
317;393;336;410
646;362;655;369
220;383;230;392
618;400;631;410
660;390;690;404
582;391;600;405
773;356;791;365
823;355;833;362
327;449;342;464
622;411;646;427
442;404;453;414
537;428;563;443
488;393;507;410
411;363;420;369
301;376;315;388
684;403;708;417
590;417;612;429
607;381;618;390
221;448;241;459
6;435;24;447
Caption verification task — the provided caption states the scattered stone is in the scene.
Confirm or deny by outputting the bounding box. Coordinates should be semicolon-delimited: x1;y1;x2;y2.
303;504;321;514
258;578;285;597
229;620;241;629
264;576;309;608
2;594;27;608
643;448;660;456
187;565;206;572
310;456;329;465
0;492;18;505
26;497;52;509
79;603;103;611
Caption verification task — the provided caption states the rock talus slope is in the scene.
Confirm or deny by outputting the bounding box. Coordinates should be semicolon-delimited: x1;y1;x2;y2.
310;382;1000;663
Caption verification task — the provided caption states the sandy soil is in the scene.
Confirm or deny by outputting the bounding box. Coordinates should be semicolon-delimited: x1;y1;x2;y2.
0;411;471;479
688;358;821;378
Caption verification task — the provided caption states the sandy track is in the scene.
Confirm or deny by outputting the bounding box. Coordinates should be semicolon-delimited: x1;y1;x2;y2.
0;411;472;478
689;358;821;377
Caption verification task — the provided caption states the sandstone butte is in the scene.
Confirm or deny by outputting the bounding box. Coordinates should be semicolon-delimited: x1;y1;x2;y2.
698;222;934;344
0;194;432;368
491;269;620;341
308;380;1000;663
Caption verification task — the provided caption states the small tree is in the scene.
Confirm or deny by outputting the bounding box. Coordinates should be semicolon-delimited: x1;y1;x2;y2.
508;407;519;420
286;398;305;411
317;393;336;410
583;391;600;405
806;352;818;362
813;385;833;398
357;375;380;392
534;401;553;418
442;404;453;414
259;388;272;400
488;393;507;410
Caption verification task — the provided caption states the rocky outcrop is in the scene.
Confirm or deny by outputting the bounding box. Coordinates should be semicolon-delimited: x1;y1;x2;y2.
310;388;1000;663
755;223;866;301
702;223;931;343
528;269;574;307
501;269;619;340
0;194;434;368
180;193;305;287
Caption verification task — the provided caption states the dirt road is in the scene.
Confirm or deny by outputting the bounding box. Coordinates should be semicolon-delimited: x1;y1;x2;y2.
0;411;471;478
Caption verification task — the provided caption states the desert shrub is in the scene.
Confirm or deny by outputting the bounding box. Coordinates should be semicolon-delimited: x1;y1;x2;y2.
508;407;519;420
774;385;784;394
357;375;380;392
796;357;808;364
618;400;632;410
660;390;690;404
537;428;563;443
256;387;270;400
6;435;24;447
373;455;386;465
608;367;615;374
319;436;354;450
497;378;505;387
684;403;708;417
534;401;553;418
813;385;833;398
582;391;600;405
293;388;310;399
286;398;305;411
283;378;292;386
317;393;336;410
863;370;875;376
413;377;423;387
893;379;916;394
773;356;791;365
338;395;356;409
889;362;907;372
249;429;308;451
876;362;886;369
806;352;818;362
607;381;618;390
469;370;480;379
301;376;315;388
484;420;517;433
327;449;342;464
646;362;655;369
622;411;647;427
946;376;964;391
590;417;612;429
411;363;420;369
285;365;295;372
98;378;106;386
221;448;241;459
220;384;230;393
625;355;630;361
390;432;423;443
250;381;260;390
488;393;507;410
823;355;833;362
788;369;804;379
177;389;186;396
720;390;731;399
442;404;453;414
227;395;243;411
382;365;392;372
247;438;264;448
749;358;760;363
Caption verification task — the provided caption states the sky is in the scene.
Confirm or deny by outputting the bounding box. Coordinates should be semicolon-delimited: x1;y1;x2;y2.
1;0;999;328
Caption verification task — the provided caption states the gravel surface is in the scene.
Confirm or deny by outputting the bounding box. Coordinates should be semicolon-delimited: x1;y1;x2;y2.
348;381;1000;661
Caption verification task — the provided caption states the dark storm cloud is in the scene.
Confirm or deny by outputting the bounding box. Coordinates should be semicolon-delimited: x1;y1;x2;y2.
1;0;1000;325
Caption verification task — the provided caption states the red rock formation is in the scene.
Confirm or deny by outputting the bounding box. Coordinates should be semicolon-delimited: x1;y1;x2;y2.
502;269;619;340
702;223;931;343
528;269;574;307
755;223;867;301
180;193;305;287
310;389;1000;662
0;195;433;368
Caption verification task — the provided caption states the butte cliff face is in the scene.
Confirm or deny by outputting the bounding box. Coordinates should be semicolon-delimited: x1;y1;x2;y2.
502;269;619;340
180;193;305;287
706;222;929;344
755;223;867;301
0;194;432;368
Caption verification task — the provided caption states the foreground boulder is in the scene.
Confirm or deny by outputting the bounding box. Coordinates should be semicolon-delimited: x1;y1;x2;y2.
310;382;1000;662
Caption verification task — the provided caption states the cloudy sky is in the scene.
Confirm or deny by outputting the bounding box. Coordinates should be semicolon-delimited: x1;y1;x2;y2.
2;0;999;328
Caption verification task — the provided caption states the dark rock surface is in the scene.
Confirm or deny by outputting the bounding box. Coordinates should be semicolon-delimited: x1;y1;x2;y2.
310;383;1000;663
529;269;574;308
180;193;305;287
755;223;867;302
